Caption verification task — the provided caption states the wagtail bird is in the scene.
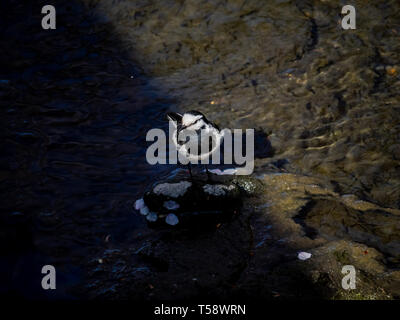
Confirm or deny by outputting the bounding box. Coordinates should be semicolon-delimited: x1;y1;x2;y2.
167;110;223;180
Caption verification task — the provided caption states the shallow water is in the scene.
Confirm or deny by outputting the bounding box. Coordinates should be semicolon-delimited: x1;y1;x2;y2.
92;0;400;208
0;0;399;298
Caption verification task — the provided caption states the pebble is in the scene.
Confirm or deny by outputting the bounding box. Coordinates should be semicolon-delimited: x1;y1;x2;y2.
298;252;312;260
134;198;145;210
140;206;149;216
146;212;158;222
163;200;180;210
165;213;179;226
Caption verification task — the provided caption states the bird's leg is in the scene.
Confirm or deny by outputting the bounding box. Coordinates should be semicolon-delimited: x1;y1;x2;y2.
205;165;212;182
187;162;193;181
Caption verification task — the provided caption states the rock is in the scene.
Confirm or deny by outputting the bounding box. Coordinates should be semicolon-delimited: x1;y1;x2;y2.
298;252;312;260
90;172;400;300
244;172;400;298
163;200;180;210
139;170;259;227
346;145;365;161
297;199;400;258
203;184;235;196
134;198;145;210
146;212;158;222
153;181;192;198
388;144;400;160
165;213;179;226
232;176;261;195
139;206;149;216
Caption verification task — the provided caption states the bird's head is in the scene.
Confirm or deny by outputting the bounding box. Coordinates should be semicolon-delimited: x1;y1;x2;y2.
167;110;221;135
167;110;207;130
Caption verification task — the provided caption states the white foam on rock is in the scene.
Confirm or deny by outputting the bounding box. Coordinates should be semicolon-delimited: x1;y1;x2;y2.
153;181;192;198
163;200;180;210
165;213;179;226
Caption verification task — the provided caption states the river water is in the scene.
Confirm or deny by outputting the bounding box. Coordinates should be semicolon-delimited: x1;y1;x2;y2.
1;0;399;299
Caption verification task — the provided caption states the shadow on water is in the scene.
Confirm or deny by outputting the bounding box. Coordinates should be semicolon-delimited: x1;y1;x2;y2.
0;0;177;299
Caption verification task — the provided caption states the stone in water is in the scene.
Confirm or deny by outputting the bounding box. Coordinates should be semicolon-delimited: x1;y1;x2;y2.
164;200;180;210
146;212;158;222
134;198;145;210
166;213;179;226
298;252;312;260
140;205;150;216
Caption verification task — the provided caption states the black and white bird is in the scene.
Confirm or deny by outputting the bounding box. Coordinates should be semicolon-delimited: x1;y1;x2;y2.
167;110;224;179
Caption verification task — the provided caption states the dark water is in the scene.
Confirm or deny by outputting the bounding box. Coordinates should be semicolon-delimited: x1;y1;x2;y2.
0;0;176;298
1;0;399;299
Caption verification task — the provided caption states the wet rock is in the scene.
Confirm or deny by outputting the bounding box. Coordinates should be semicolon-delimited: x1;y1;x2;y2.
296;199;400;259
165;213;179;226
242;172;400;299
89;171;400;300
153;181;192;198
139;171;252;227
298;252;312;260
388;144;400;160
134;198;145;210
346;145;365;161
309;240;396;300
146;212;158;222
163;200;179;210
139;206;149;216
